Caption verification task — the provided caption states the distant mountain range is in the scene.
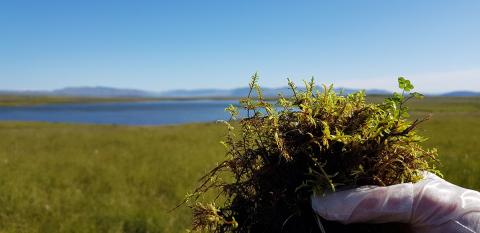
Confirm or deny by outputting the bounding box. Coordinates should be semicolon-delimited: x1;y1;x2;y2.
440;91;480;97
0;86;479;98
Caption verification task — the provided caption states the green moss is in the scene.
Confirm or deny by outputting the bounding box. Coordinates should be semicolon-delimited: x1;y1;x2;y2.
188;75;441;233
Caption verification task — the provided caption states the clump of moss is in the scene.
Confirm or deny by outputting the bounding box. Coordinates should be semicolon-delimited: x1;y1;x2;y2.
185;74;441;233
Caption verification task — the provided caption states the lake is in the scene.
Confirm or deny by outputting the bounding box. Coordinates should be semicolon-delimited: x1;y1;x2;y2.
0;100;243;125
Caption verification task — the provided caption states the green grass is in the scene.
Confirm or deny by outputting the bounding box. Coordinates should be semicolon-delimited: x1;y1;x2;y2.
0;122;227;233
0;96;478;232
406;97;480;189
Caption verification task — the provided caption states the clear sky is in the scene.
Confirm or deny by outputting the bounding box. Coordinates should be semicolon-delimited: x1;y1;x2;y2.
1;0;479;93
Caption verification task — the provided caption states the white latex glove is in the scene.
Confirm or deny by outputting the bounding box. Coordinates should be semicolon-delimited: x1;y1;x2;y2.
311;172;480;233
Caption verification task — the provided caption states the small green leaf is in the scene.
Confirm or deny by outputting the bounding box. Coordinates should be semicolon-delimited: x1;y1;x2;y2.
398;77;414;92
412;92;424;99
393;92;403;102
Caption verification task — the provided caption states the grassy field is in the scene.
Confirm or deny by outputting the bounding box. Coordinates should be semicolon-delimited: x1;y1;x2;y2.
0;97;478;233
0;122;230;233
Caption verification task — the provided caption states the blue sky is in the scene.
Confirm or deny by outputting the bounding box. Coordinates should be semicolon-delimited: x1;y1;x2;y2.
1;1;479;93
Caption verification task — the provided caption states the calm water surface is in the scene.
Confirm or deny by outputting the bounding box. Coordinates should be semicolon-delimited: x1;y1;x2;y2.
0;100;243;125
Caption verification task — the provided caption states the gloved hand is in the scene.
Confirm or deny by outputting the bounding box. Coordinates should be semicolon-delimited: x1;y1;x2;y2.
311;172;480;233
